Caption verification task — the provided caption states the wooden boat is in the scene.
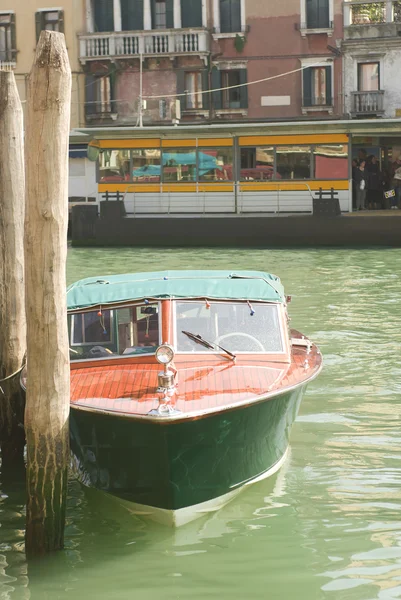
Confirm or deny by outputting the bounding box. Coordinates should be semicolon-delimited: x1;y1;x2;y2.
32;270;323;526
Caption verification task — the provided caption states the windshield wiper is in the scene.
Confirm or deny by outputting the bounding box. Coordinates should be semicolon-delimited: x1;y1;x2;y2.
182;330;236;361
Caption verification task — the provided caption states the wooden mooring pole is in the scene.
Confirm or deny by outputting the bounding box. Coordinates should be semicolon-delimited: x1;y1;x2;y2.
0;70;26;469
24;31;71;556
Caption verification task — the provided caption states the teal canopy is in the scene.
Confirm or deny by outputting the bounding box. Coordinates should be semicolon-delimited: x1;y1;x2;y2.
67;270;285;311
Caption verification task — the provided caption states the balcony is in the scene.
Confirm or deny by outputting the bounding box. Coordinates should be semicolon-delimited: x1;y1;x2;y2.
79;29;210;63
344;1;401;38
350;90;385;116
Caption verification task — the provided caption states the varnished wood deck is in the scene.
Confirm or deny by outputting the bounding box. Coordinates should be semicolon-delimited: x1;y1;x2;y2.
70;337;322;418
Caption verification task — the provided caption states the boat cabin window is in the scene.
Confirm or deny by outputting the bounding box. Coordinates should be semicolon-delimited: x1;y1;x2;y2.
176;302;284;353
69;303;160;359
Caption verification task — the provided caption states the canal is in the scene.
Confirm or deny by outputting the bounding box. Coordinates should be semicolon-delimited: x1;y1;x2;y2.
1;247;401;599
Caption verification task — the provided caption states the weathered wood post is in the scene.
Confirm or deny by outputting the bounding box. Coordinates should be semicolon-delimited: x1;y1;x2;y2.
0;70;27;468
24;31;71;556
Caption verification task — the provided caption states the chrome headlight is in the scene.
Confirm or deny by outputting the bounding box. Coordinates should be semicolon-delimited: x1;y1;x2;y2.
155;344;175;365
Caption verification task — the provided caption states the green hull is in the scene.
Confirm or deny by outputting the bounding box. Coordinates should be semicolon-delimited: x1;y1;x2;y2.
70;384;306;512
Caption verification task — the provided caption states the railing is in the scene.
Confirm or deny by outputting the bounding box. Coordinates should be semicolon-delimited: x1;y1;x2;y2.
79;29;209;61
351;90;385;114
344;0;401;25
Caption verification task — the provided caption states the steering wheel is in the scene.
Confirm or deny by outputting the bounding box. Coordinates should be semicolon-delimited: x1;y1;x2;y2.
214;332;265;352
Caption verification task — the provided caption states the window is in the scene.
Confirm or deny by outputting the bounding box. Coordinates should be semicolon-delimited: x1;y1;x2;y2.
211;68;247;110
240;147;274;181
162;149;197;182
313;145;348;179
35;10;64;42
99;149;131;182
306;0;330;28
276;146;311;179
222;71;241;109
94;0;114;32
85;74;113;117
358;62;379;91
151;0;173;29
185;72;203;109
132;149;161;182
0;13;15;63
70;303;160;359
303;65;332;107
198;148;234;181
155;0;166;28
176;302;283;353
181;0;203;28
219;0;241;33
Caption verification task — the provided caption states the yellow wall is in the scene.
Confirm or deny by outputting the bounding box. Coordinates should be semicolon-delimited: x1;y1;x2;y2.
0;0;85;128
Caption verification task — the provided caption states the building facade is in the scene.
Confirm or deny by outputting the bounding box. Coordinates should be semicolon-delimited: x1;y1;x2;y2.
79;0;345;126
0;0;86;129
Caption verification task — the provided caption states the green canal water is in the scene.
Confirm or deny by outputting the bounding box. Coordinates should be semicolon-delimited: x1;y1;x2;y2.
1;247;401;600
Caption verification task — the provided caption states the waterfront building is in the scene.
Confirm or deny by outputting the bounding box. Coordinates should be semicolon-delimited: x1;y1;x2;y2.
342;0;401;167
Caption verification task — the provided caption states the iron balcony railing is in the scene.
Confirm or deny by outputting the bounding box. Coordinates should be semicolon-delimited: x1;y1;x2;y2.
344;0;401;25
79;29;209;62
351;90;385;115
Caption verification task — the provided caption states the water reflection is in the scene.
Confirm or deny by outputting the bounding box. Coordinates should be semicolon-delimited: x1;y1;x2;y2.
1;248;401;599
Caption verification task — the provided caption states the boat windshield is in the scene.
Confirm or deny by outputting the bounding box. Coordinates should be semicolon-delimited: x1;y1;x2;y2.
176;301;284;353
69;303;160;360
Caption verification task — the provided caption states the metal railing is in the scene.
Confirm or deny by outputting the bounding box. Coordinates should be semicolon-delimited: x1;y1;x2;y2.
79;29;209;61
344;0;401;25
351;90;385;114
100;182;317;216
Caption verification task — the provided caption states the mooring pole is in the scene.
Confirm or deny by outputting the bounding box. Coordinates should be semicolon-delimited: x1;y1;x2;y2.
0;71;27;468
24;31;71;556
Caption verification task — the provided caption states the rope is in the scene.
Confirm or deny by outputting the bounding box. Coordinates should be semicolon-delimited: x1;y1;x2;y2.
0;362;26;384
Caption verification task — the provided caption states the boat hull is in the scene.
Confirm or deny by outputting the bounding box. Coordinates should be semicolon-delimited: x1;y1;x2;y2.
70;383;306;526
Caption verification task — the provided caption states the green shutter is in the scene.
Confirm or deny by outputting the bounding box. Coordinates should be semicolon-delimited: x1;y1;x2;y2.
220;0;231;33
325;65;332;105
303;68;312;107
166;0;174;28
306;0;329;28
35;11;43;43
58;10;64;34
177;70;187;111
85;74;97;116
211;67;222;110
181;0;203;28
220;0;241;33
10;13;16;60
121;0;144;31
94;0;114;32
202;70;209;110
239;69;248;108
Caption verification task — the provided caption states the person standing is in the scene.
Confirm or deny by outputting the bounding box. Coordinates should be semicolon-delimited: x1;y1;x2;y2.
354;160;368;210
367;155;383;209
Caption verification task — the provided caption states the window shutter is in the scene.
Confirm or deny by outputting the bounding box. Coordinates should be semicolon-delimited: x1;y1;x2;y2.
220;0;241;33
202;70;209;109
211;67;222;110
231;0;241;33
10;13;16;59
239;69;248;108
58;10;64;34
94;0;114;32
176;70;187;111
325;65;332;105
306;0;329;28
303;68;312;107
35;11;43;42
121;0;144;31
166;0;174;28
85;74;97;115
181;0;203;28
220;0;231;33
318;0;330;27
